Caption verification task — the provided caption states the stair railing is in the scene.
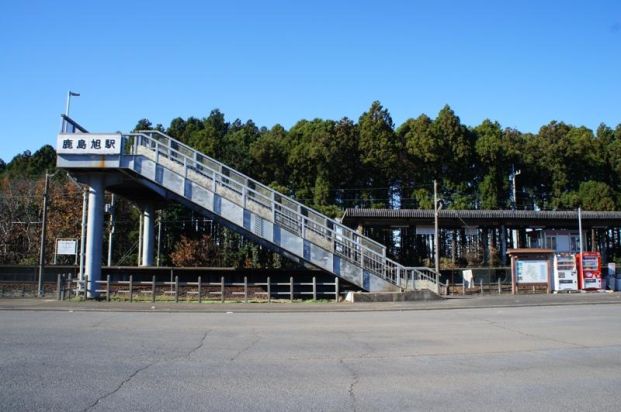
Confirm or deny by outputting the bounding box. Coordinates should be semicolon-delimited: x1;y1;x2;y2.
123;131;440;291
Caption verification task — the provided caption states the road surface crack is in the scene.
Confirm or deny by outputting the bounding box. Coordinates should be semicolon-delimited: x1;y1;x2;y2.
344;331;376;358
339;359;359;412
230;332;260;361
476;317;587;348
82;329;210;411
187;330;210;358
337;330;374;412
82;362;155;412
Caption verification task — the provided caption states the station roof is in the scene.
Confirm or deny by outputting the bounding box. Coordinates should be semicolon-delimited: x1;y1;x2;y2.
342;209;621;230
507;248;555;255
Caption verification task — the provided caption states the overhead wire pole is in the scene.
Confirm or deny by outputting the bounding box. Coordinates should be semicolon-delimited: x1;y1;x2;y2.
37;169;61;297
510;165;521;210
37;172;51;297
156;211;162;267
137;207;143;266
107;194;115;266
79;188;87;286
434;179;440;287
510;165;521;248
578;207;583;255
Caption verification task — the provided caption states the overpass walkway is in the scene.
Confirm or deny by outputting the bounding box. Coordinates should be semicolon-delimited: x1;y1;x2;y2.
56;116;441;295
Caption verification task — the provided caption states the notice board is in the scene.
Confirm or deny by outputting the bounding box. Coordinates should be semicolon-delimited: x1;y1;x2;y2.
516;260;548;283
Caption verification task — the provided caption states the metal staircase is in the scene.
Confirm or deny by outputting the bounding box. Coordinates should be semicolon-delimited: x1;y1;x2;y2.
57;122;443;294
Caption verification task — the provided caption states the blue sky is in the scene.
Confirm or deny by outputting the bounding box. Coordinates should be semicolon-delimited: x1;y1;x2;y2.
1;0;620;160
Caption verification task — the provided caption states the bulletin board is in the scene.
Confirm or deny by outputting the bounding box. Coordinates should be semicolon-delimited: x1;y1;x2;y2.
516;260;548;284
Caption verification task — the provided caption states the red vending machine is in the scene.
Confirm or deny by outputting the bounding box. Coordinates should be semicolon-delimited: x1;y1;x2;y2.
576;252;602;290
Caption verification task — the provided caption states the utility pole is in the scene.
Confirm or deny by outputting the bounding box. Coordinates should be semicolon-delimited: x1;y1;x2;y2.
107;194;115;266
510;165;521;210
137;208;143;266
156;211;162;267
578;207;583;255
509;165;521;248
37;173;51;297
79;188;87;285
434;179;441;286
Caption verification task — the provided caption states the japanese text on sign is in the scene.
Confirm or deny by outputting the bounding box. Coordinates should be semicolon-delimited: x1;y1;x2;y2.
56;134;122;155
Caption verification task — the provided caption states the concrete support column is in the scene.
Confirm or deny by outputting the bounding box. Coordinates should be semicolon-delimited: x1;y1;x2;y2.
85;176;105;298
141;203;155;266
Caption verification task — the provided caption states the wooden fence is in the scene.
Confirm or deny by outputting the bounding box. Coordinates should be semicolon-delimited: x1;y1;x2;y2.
55;274;341;302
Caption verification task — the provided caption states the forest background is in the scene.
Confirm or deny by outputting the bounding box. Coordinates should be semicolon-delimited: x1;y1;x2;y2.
2;102;620;268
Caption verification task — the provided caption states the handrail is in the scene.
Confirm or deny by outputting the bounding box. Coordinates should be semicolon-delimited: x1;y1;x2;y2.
126;132;380;252
122;130;439;290
135;130;388;252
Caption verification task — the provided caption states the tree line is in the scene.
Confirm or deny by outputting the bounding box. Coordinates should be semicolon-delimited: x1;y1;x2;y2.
134;102;621;213
1;101;620;266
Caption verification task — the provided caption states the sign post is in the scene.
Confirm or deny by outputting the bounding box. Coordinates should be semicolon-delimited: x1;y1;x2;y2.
54;238;78;264
508;248;555;294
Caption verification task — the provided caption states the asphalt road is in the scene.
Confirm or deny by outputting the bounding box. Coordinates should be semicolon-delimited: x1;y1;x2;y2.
2;303;621;411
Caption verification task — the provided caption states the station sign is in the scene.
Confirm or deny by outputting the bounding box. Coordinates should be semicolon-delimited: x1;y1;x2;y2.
56;133;122;155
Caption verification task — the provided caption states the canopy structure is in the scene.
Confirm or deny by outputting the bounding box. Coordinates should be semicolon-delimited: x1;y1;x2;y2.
342;209;621;230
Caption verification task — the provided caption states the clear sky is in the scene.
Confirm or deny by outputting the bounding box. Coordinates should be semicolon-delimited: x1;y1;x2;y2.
1;0;620;161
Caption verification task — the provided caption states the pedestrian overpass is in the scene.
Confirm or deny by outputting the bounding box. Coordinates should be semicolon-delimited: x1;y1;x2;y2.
56;116;441;297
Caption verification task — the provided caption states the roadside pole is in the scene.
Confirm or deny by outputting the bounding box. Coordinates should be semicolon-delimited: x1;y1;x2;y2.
37;173;51;297
434;180;440;287
79;188;87;290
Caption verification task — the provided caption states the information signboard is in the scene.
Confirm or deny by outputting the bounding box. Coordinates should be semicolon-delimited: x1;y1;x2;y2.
56;239;77;255
516;260;548;283
56;134;122;155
